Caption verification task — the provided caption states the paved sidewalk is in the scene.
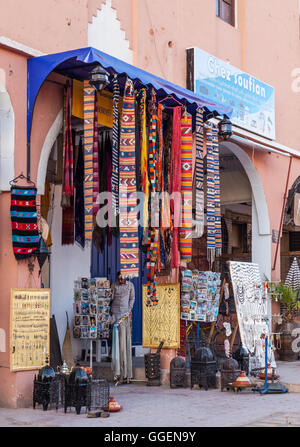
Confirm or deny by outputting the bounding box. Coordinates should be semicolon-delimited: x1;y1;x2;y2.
1;384;300;427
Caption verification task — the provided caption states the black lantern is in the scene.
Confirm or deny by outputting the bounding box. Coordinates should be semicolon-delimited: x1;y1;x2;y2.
144;341;164;386
33;357;60;411
190;345;217;390
63;364;90;414
220;357;241;391
170;356;186;388
218;116;232;140
232;344;250;375
89;65;110;92
36;237;50;274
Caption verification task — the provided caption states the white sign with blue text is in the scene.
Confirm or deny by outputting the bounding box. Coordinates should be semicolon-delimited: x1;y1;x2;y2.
191;47;275;140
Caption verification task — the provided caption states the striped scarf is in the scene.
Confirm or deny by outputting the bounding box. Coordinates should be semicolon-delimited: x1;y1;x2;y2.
83;80;95;242
93;91;99;217
206;125;222;266
119;79;139;278
170;107;182;269
140;88;149;235
195;108;205;238
61;81;74;207
146;90;159;306
179;112;193;262
212;125;222;256
112;76;120;217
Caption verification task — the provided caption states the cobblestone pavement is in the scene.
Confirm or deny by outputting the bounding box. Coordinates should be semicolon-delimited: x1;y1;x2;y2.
1;384;300;427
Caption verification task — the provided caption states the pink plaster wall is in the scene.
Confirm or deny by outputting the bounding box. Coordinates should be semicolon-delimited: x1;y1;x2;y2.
0;0;88;53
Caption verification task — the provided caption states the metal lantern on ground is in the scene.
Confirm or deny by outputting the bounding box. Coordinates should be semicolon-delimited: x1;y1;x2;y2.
218;116;232;140
232;344;250;375
89;65;109;92
33;357;60;411
170;356;186;389
220;357;241;391
144;341;164;386
63;364;90;415
190;345;217;390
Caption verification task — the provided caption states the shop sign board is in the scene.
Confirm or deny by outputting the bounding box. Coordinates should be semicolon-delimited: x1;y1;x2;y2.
10;289;50;372
142;284;180;349
187;47;275;140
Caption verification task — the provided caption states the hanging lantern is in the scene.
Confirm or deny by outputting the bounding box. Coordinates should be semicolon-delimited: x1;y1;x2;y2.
89;65;110;92
218;116;232;140
36;237;50;272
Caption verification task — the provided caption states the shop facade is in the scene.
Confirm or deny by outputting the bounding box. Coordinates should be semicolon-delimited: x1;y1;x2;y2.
1;0;300;408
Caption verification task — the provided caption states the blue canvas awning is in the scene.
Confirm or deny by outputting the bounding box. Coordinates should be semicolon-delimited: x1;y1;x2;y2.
27;46;232;143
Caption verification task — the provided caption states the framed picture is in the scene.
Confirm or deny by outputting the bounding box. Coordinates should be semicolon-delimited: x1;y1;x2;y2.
89;315;97;328
73;327;81;338
74;315;81;326
82;315;89;326
81;302;90;315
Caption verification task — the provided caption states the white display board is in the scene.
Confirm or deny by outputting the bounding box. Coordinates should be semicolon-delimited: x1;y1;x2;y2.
229;261;275;370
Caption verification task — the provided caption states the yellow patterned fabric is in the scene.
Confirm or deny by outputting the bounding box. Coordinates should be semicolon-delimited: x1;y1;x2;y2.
142;284;180;348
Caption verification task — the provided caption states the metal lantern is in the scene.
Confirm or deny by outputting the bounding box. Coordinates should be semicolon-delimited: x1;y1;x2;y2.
170;356;186;389
218;116;232;140
63;364;90;414
220;357;241;391
232;344;250;375
89;65;110;92
144;341;164;386
190;345;217;390
33;357;59;411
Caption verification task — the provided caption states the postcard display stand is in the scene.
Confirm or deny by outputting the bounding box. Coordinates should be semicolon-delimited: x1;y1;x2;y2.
228;261;275;371
73;277;112;367
180;270;221;322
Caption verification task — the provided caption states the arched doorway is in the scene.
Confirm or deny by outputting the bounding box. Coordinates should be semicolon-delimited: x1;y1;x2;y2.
220;141;271;281
0;79;14;191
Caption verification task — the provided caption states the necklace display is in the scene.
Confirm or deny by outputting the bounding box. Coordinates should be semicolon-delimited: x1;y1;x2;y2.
229;261;276;369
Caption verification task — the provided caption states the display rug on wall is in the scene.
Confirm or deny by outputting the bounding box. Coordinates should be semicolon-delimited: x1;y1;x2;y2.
229;261;275;371
142;284;180;348
119;78;139;278
10;185;40;260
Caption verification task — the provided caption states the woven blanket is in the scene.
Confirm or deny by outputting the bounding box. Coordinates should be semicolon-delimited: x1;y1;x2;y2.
83;80;95;242
179;112;193;262
206;126;215;267
195;108;205;238
119;79;139;278
10;186;40;260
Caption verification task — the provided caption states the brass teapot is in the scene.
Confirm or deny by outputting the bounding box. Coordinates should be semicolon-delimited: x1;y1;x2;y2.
57;361;71;375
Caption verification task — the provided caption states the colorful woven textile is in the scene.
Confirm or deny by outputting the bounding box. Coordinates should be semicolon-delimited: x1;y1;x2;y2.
179;112;193;262
74;138;85;248
206;126;215;267
212;126;222;256
62;197;74;245
195;108;205;238
93;91;99;217
146;90;159;306
112;76;120;217
10;186;40;260
83;80;95;242
61;82;74;207
119;79;139;278
140;89;149;233
170;106;182;269
206;125;222;266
